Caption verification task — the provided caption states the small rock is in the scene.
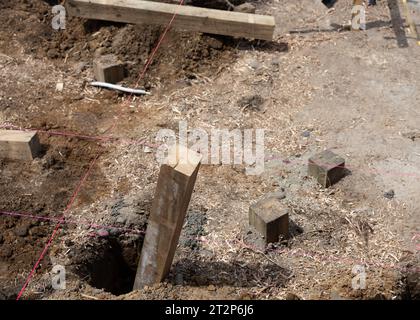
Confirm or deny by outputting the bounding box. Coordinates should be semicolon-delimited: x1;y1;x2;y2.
47;48;60;59
94;47;107;57
263;191;286;201
73;62;87;74
234;3;256;14
285;292;301;300
330;290;345;300
175;272;183;285
65;239;74;247
97;229;109;237
15;225;28;237
207;37;224;50
207;285;216;291
116;215;127;225
0;245;12;258
384;189;395;199
247;59;261;70
143;146;153;153
55;82;64;92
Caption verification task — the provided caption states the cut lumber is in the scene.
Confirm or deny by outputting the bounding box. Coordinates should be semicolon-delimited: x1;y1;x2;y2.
66;0;275;41
93;54;125;83
133;144;202;290
0;130;41;160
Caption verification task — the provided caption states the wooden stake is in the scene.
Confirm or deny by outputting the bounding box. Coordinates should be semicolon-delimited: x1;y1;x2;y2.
0;130;41;160
133;145;201;290
352;0;365;31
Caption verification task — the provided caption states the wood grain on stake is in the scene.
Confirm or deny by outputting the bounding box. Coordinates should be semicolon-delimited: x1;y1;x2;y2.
0;130;41;160
133;145;202;289
67;0;276;40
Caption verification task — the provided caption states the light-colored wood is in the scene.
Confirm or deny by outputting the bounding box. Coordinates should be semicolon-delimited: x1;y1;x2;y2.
0;130;41;160
401;0;420;45
351;0;365;31
67;0;275;40
133;145;201;290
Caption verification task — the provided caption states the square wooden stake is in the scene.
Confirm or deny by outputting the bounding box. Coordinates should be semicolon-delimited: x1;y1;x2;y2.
133;145;202;290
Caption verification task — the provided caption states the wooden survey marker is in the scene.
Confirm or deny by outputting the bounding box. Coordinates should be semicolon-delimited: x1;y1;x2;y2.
67;0;276;41
0;130;41;160
133;145;202;289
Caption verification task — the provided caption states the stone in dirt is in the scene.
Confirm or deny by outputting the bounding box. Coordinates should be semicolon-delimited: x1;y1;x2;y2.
384;189;395;199
234;3;256;14
249;194;289;244
93;54;125;84
238;94;264;111
308;150;346;188
14;225;29;237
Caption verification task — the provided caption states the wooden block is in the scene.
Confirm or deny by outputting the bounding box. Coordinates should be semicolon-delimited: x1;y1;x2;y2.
67;0;276;41
308;150;345;188
249;194;289;244
133;145;202;290
93;54;124;83
0;130;41;161
351;0;365;31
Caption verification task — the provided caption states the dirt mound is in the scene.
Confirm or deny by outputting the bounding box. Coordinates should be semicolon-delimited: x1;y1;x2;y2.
0;0;237;90
0;138;106;299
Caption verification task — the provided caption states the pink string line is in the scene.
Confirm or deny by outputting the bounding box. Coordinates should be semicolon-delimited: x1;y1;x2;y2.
0;210;144;235
16;154;99;300
2;209;418;276
2;122;420;180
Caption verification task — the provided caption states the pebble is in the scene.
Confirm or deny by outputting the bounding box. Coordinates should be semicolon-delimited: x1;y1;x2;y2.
207;37;224;50
47;48;59;59
207;285;216;291
384;189;395;199
97;229;109;237
234;3;256;13
1;245;12;258
56;82;64;92
15;225;29;237
247;59;262;70
302;130;311;138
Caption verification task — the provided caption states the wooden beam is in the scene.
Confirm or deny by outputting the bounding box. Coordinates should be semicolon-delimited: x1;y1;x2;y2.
0;130;41;160
66;0;275;41
133;144;201;290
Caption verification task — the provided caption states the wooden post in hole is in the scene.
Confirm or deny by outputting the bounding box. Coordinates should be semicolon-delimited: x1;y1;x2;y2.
133;144;202;290
66;0;276;41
